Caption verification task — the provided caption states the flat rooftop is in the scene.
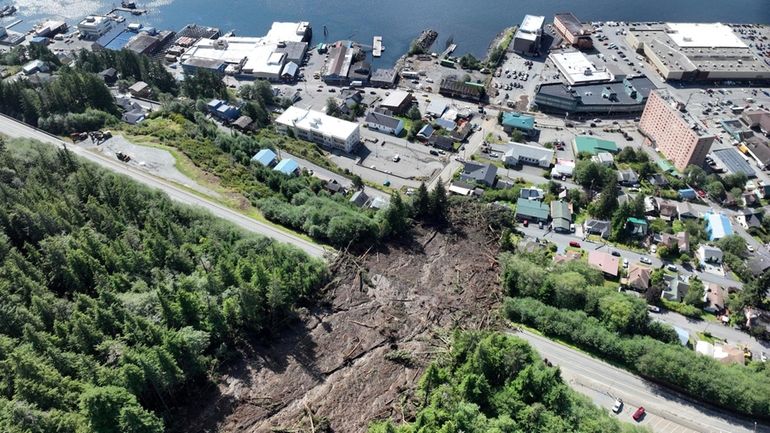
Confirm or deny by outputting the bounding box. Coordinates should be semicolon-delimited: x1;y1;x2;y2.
276;106;359;141
555;13;591;36
549;51;612;84
265;21;310;43
665;23;746;48
538;76;656;106
520;15;545;33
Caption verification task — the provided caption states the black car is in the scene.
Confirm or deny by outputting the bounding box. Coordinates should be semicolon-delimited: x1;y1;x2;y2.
429;150;439;156
611;251;621;257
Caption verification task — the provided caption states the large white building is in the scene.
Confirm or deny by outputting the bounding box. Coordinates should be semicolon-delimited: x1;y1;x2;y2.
512;15;545;55
276;106;360;153
549;51;613;85
77;15;117;40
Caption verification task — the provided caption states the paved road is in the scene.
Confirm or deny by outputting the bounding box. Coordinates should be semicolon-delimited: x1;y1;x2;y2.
0;114;329;259
516;329;768;433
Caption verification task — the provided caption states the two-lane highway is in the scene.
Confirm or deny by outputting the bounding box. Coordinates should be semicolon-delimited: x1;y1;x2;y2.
0;114;329;259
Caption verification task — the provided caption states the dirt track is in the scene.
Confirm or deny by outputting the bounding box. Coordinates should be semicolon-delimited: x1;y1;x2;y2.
175;203;504;433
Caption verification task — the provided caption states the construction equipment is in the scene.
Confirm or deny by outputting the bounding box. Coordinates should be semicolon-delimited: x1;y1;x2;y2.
116;152;131;163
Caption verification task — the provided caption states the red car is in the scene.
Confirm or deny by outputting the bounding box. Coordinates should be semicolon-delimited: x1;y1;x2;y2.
632;406;646;421
569;241;581;248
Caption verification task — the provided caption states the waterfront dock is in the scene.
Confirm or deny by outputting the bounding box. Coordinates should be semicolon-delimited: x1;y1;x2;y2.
373;36;383;57
441;43;457;58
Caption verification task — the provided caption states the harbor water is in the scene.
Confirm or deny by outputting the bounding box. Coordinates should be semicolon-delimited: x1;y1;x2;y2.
3;0;770;66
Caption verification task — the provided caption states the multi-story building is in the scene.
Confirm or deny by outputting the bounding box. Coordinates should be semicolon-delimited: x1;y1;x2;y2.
77;15;116;40
553;13;593;49
512;15;544;55
639;90;715;171
534;76;655;114
275;106;360;153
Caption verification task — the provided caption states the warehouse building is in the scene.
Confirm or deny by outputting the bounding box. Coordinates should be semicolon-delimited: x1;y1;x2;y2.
549;51;612;85
553;13;593;49
512;15;544;55
275;106;360;153
626;22;770;81
534;75;655;114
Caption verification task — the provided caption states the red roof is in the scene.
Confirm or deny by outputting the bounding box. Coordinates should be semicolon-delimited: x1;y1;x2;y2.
588;250;620;277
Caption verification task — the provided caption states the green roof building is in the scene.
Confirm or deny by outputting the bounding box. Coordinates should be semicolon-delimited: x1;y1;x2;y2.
502;112;536;134
573;135;618;155
515;198;550;223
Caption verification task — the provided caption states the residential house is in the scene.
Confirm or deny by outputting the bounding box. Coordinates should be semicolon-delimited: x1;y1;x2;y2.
417;124;434;140
678;188;697;201
552;160;575;178
21;60;49;75
584;219;611;238
251;148;277;167
435;118;457;131
554;250;582;264
514;198;550;223
721;192;738;208
697;245;723;265
324;180;345;195
644;196;658;216
379;90;414;115
273;159;300;176
704;212;733;241
678;202;698;219
428;135;455;151
747;253;770;278
626;217;648;236
617;168;639;186
626;265;651;291
502;142;554;168
451;122;473;142
592;152;614;166
365;111;404;136
206;99;240;122
742;192;759;207
128;81;151;98
588;250;620;277
232;115;254;131
703;283;728;313
448;181;483;197
695;341;745;365
520;187;545;201
647;173;669;187
736;208;764;229
755;184;770;200
658;200;678;221
460;162;497;187
550;200;572;233
350;190;370;207
676;231;690;252
121;109;146;125
98;67;118;85
662;275;689;302
426;100;448;118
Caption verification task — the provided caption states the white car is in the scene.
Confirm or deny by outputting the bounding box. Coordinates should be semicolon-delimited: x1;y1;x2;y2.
612;398;623;413
650;245;657;254
623;258;629;268
640;257;652;265
748;245;755;253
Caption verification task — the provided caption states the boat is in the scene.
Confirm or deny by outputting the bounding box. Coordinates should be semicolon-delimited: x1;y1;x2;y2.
121;1;137;9
0;5;17;17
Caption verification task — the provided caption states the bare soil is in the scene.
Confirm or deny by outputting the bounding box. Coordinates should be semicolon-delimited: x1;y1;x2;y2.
175;202;504;433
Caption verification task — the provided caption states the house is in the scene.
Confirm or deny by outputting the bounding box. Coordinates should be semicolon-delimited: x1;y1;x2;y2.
369;196;388;210
721;192;738;208
501;112;536;137
747;253;770;277
550;200;572;233
520;187;545;201
451;122;473;142
515;198;550;223
644;196;658;216
678;202;698;219
626;217;648;236
273;158;300;176
98;67;118;85
736;208;763;229
428;135;455;151
617;168;639;186
435;118;457;131
704;212;733;241
128;81;151;98
658;200;678;221
647;173;669;187
365;111;404;136
703;283;728;313
379;90;414;115
448;181;483;197
417;124;434;140
426;100;448;118
232;115;254;131
662;275;689;302
678;188;697;200
460;162;497;187
588;250;620;277
21;60;49;75
592;151;614;166
755;184;770;200
697;245;723;265
350;190;370;207
324;180;345;195
573;135;618;155
584;219;611;238
676;231;690;252
742;192;759;207
502;142;554;168
554;250;582;264
211;101;240;122
121;108;146;125
626;265;651;291
695;341;745;365
251;148;277;167
552;160;575;178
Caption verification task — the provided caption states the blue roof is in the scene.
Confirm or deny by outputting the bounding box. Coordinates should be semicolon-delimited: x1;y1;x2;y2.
274;159;299;175
103;30;134;51
207;99;224;109
502;112;535;130
705;213;733;240
678;188;696;199
435;118;456;130
251;149;277;166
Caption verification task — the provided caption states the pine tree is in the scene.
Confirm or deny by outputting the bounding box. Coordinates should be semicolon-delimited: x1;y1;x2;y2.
413;182;430;219
429;183;449;225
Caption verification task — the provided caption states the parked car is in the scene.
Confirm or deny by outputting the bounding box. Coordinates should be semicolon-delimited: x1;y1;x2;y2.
666;264;677;272
612;398;623;413
569;241;581;248
611;251;621;257
647;305;661;313
632;406;646;421
623;258;629;268
640;257;652;265
523;220;529;227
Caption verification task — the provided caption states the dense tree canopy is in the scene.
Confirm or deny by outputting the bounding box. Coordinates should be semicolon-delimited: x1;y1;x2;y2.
0;139;327;432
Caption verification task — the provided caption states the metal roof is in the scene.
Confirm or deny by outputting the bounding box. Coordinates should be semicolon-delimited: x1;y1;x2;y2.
712;148;756;178
515;197;549;220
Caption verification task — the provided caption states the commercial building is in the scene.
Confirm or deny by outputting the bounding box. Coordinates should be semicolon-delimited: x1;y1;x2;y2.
502;142;554;168
553;13;593;49
379;90;414;115
370;68;397;88
439;77;485;101
626;23;770;81
501;112;536;137
365;111;404;136
77;15;117;40
275;106;360;153
515;198;549;223
533;76;655;114
512;15;544;55
742;109;770;136
639;90;715;171
548;51;612;85
711;148;756;178
322;41;356;85
34;20;67;38
573;135;617;155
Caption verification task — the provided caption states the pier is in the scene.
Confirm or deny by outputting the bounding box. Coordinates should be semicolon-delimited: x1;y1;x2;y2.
108;7;148;16
373;36;383;57
441;43;457;59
